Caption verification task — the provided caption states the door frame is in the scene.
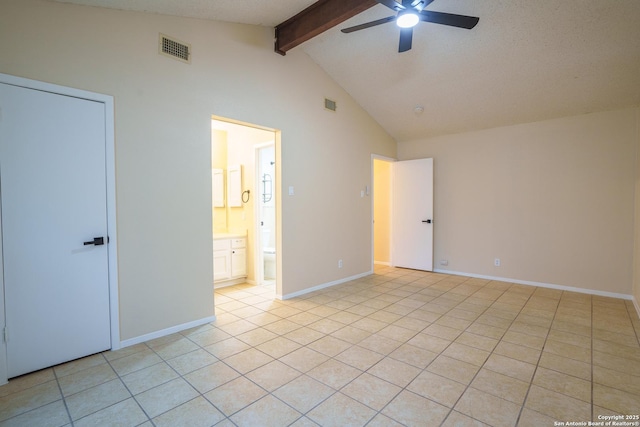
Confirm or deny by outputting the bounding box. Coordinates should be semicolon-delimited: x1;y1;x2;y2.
0;73;120;385
371;154;397;272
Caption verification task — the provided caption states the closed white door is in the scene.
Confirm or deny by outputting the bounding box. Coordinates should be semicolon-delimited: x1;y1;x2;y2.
391;158;434;271
0;83;111;378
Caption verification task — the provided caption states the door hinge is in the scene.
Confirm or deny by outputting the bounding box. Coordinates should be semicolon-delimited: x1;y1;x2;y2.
3;327;7;343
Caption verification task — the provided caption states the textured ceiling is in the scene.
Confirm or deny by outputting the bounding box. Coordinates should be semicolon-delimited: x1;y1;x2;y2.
53;0;317;26
53;0;640;141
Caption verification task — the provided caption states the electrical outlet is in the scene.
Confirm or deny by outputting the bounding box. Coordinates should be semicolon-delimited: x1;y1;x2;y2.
494;258;501;267
338;259;343;268
439;260;449;266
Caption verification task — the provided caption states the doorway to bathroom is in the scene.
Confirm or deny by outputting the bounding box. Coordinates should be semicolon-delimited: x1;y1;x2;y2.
211;116;280;293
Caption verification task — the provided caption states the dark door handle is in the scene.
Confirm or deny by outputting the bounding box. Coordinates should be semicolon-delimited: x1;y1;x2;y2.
84;237;105;246
422;219;432;224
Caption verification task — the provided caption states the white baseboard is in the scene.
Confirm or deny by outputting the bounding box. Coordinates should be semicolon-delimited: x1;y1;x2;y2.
214;278;248;288
278;271;373;300
433;269;633;301
633;297;640;320
120;315;217;348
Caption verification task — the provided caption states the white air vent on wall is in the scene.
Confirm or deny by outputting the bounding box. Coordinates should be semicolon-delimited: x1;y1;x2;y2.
159;33;191;63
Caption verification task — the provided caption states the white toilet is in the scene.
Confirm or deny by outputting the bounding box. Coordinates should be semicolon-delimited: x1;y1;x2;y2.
264;247;276;280
262;228;276;280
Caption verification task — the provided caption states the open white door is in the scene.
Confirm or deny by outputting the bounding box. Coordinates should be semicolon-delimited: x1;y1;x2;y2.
391;158;434;271
0;82;111;377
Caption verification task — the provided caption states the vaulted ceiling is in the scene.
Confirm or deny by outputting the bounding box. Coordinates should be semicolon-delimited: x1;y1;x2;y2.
53;0;640;141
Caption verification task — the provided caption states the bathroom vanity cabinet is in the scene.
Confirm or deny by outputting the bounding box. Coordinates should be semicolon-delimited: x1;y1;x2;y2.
213;235;247;286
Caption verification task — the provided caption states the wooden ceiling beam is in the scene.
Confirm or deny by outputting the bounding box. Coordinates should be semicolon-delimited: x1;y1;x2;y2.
275;0;377;55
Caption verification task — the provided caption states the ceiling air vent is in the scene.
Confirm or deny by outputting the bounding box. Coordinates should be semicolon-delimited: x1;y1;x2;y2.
324;98;337;112
159;33;191;63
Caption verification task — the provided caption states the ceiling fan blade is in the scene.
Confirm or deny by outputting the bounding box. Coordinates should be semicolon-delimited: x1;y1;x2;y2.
413;0;435;12
341;15;396;33
398;27;413;52
375;0;404;11
419;10;479;29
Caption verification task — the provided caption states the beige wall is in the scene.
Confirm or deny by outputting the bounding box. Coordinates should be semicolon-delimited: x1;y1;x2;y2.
373;159;392;264
399;108;638;296
0;0;396;341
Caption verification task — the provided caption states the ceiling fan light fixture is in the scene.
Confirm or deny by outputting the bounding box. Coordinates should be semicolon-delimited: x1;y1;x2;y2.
396;10;419;28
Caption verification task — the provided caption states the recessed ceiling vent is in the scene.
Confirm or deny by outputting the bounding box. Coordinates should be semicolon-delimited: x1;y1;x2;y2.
159;33;191;63
324;98;337;112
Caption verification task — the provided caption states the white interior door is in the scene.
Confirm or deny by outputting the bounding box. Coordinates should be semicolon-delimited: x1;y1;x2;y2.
0;83;111;378
391;158;434;271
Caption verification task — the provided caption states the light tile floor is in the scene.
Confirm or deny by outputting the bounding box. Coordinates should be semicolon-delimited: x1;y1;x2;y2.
1;266;640;426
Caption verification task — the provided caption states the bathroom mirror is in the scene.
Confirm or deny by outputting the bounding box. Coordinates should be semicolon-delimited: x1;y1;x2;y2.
212;168;225;208
212;128;228;232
